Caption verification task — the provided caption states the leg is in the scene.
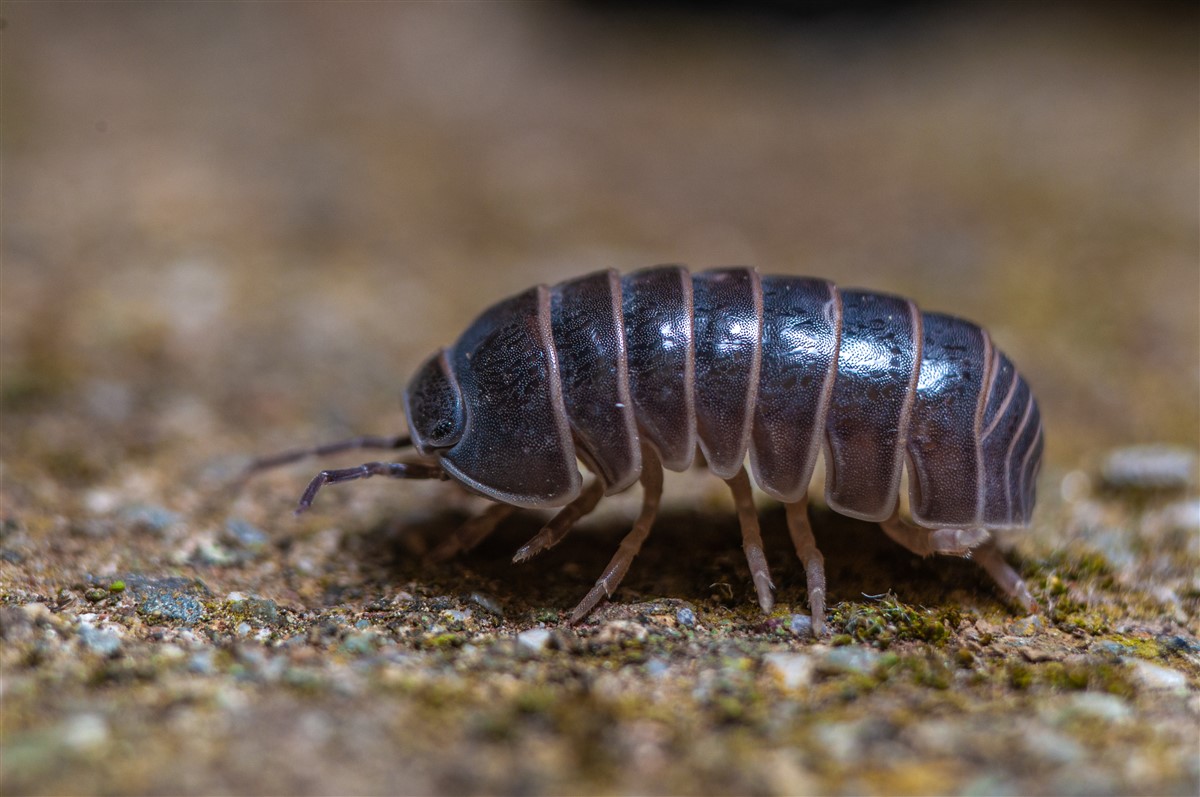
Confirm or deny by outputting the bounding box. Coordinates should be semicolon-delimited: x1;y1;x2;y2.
972;537;1039;612
726;467;775;613
879;508;989;557
245;435;412;476
785;497;827;637
295;460;446;513
513;478;606;563
427;502;519;564
879;506;1038;613
568;447;664;624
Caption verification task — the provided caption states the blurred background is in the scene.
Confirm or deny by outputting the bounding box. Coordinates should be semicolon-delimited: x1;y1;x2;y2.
4;1;1196;477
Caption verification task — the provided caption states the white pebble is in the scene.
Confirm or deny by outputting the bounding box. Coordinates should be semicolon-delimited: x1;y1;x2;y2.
1056;692;1132;724
763;652;815;690
84;489;119;515
1129;660;1189;692
62;713;109;751
1102;445;1196;490
515;628;553;652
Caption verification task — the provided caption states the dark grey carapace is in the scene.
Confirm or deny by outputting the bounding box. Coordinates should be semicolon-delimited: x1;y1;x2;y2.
253;266;1044;633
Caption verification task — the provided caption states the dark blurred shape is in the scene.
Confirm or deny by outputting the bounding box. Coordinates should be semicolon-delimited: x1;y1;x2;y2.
574;0;1197;31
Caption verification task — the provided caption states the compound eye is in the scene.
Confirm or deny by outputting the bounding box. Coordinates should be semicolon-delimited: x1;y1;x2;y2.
403;350;464;453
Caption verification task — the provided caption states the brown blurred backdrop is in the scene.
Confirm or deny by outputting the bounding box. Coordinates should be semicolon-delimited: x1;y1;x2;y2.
4;1;1197;476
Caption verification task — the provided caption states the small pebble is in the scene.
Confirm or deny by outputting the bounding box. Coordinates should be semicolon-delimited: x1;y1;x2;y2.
816;646;881;676
645;657;670;678
78;625;122;657
1053;692;1133;724
594;620;648;645
675;607;696;628
469;592;504;617
128;576;209;624
1157;498;1200;534
229;596;280;626
223;518;269;550
61;713;109;751
1128;660;1189;692
158;644;186;662
1020;726;1085;766
1019;646;1061;663
341;632;379;655
813;720;866;764
1101;445;1196;491
515;628;553;653
188;649;216;675
1008;615;1044;636
193;540;237;566
1091;639;1137;657
140;592;206;624
763;652;816;690
788;614;813;637
84;489;120;515
120;504;181;535
1160;635;1200;654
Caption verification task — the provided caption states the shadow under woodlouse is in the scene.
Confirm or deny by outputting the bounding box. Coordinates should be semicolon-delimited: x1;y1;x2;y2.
343;503;1015;622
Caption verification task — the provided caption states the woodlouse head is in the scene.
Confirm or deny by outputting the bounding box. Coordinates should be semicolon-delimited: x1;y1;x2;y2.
402;350;465;456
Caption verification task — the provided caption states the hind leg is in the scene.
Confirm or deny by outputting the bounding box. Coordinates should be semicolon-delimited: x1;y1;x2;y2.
879;508;989;557
972;537;1039;612
784;496;826;636
568;446;663;623
879;507;1037;612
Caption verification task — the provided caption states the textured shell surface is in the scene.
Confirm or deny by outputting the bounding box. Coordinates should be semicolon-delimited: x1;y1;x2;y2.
405;265;1043;529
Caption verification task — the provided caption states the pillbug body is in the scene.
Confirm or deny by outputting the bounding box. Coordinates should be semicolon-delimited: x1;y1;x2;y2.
251;266;1043;633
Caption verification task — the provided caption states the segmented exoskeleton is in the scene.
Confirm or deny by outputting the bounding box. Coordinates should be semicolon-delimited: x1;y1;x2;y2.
249;266;1044;633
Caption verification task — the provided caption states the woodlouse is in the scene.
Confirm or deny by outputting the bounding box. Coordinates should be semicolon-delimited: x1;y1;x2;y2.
250;265;1043;633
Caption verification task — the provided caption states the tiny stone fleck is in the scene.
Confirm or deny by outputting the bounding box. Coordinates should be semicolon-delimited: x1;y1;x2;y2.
515;628;553;652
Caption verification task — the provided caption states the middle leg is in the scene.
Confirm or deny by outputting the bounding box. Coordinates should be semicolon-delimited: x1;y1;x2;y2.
568;446;664;623
784;496;827;636
726;467;775;613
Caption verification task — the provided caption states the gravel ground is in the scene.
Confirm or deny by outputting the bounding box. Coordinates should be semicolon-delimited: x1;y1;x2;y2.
3;3;1198;795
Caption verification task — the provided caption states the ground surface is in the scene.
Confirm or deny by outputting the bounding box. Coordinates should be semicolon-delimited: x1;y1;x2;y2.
2;3;1198;795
